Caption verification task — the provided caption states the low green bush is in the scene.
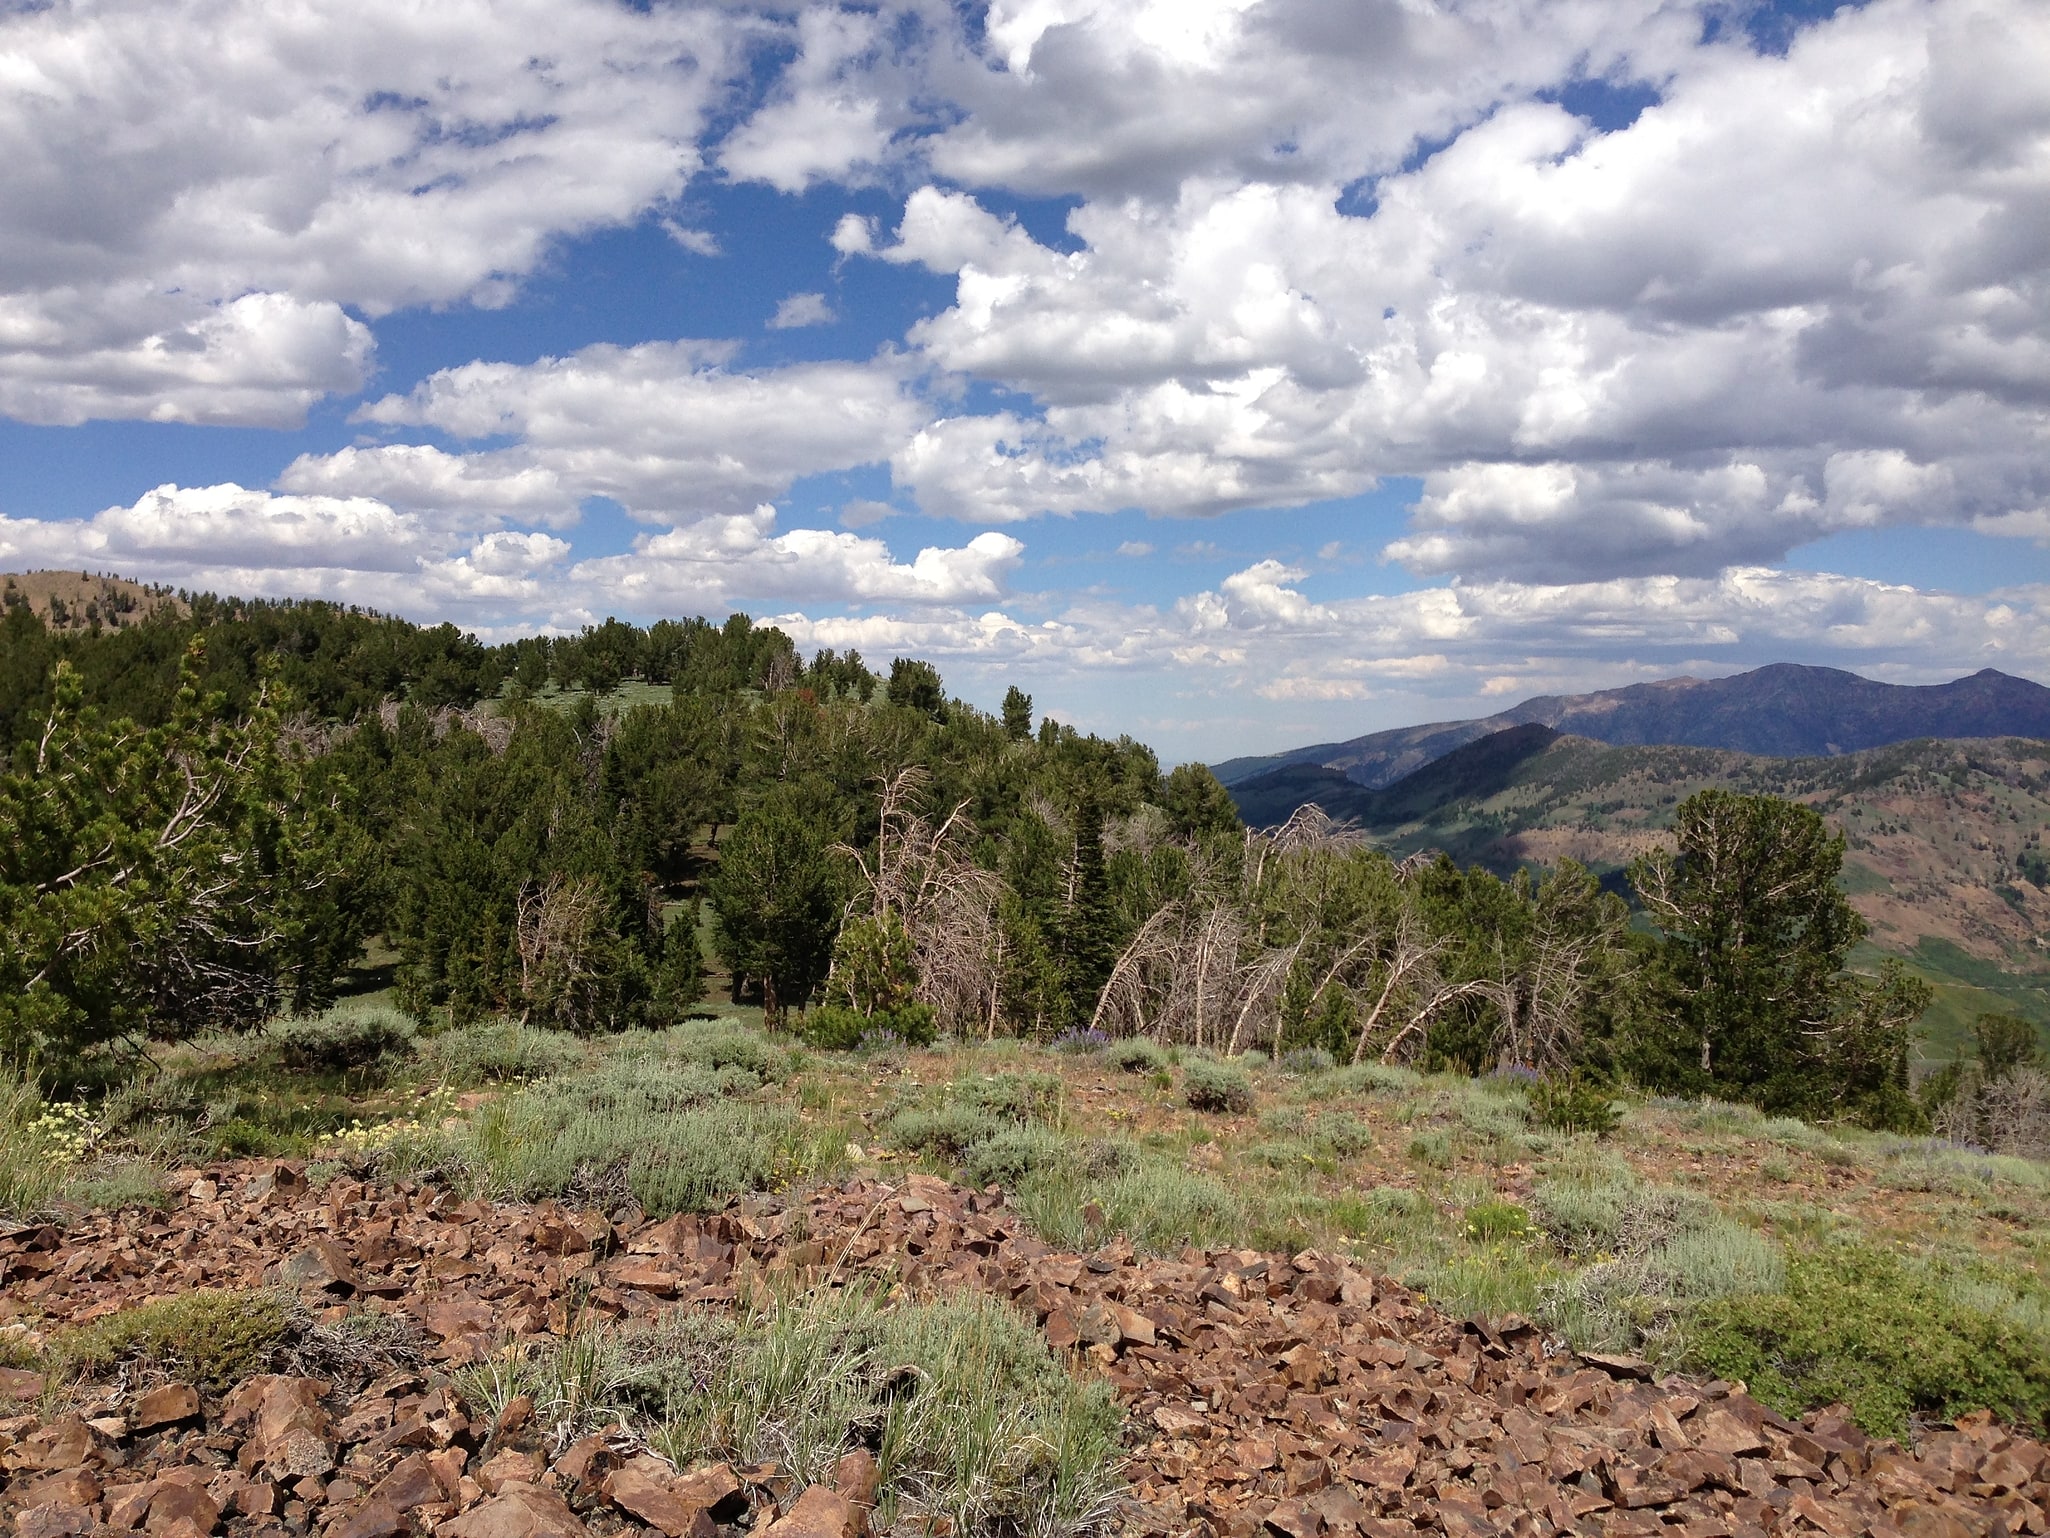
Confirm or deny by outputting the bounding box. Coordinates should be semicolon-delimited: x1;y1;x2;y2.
1012;1146;1244;1254
803;1003;936;1051
418;1020;587;1083
955;1072;1063;1123
961;1125;1069;1188
658;1022;794;1079
1406;1130;1453;1168
1108;1039;1169;1075
0;1070;64;1218
51;1288;297;1388
1303;1062;1423;1099
271;1010;415;1074
1687;1243;2050;1437
1182;1059;1253;1114
468;1286;1122;1538
886;1104;1005;1161
1464;1199;1532;1243
460;1065;805;1215
1528;1077;1622;1136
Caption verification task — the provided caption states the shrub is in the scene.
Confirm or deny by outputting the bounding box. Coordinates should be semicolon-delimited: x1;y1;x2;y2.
418;1020;587;1083
51;1288;297;1388
1687;1243;2050;1437
1107;1040;1168;1075
1279;1047;1335;1075
886;1104;1005;1162
658;1022;791;1081
1528;1076;1622;1135
271;1009;415;1074
1050;1028;1110;1056
804;1002;937;1051
0;1069;63;1218
1013;1151;1244;1254
959;1071;1062;1123
1182;1059;1253;1114
962;1126;1069;1188
1302;1062;1423;1099
1531;1172;1714;1258
1406;1131;1453;1168
462;1067;803;1216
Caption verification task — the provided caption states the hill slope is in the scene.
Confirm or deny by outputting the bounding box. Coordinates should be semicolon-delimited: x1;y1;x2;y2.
1230;728;2050;1035
0;569;184;632
1213;663;2050;788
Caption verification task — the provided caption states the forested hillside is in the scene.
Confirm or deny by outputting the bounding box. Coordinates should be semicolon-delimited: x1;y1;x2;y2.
4;583;2037;1139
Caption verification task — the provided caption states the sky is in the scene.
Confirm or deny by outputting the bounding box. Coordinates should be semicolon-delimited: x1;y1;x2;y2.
1;0;2048;764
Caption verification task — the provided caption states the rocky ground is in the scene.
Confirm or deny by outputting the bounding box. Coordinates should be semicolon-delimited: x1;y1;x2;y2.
3;1161;2046;1538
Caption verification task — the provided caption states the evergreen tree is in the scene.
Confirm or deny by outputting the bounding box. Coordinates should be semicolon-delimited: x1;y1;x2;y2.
1001;685;1033;742
887;658;948;721
706;787;843;1028
0;649;326;1063
1629;789;1927;1122
1060;789;1118;1014
1161;762;1241;840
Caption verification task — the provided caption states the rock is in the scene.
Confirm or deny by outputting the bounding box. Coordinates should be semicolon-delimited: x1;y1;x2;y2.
1583;1351;1653;1380
832;1450;879;1510
12;1418;98;1472
0;1368;45;1402
131;1384;201;1433
105;1483;159;1529
144;1481;219;1535
489;1395;533;1443
14;1470;100;1511
551;1439;618;1495
241;1163;307;1208
478;1450;543;1495
439;1486;589;1538
274;1236;358;1292
609;1260;677;1295
599;1467;714;1538
668;1464;747;1521
756;1485;860;1538
15;1505;94;1538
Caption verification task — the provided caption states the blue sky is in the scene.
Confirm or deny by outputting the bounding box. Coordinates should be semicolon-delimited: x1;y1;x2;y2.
2;0;2047;763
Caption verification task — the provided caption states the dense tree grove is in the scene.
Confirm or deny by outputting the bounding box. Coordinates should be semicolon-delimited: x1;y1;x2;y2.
0;593;1942;1126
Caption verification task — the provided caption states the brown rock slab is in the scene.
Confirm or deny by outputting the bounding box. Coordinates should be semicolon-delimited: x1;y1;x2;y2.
13;1468;101;1511
275;1237;357;1293
600;1467;713;1538
832;1450;879;1510
440;1485;589;1538
668;1464;747;1521
0;1367;45;1402
15;1505;94;1538
756;1485;859;1538
144;1481;219;1535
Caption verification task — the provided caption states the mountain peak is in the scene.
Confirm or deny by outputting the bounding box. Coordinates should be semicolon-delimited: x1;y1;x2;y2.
1214;662;2050;791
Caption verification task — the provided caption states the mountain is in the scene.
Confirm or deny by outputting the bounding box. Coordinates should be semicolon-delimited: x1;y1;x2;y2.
1211;663;2050;789
1230;726;2050;1043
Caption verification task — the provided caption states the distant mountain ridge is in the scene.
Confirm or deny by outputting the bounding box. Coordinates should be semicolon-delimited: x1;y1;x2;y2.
1212;663;2050;790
